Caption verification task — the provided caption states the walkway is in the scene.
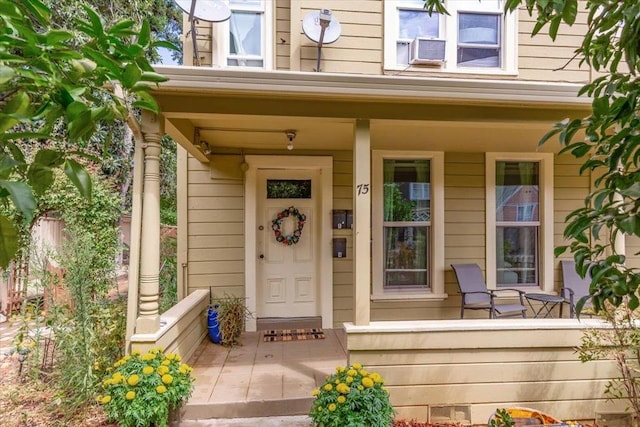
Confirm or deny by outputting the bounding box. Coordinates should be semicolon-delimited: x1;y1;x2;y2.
184;328;347;421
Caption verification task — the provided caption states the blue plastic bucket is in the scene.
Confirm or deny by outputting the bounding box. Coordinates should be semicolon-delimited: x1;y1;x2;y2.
207;305;222;344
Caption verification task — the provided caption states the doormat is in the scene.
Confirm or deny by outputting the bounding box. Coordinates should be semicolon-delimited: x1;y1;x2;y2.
263;328;325;342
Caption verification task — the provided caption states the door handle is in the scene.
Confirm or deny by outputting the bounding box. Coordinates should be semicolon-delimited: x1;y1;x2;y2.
259;254;264;259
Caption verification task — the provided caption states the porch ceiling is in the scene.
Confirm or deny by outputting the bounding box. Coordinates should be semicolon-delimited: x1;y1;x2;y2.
164;114;562;154
152;66;591;157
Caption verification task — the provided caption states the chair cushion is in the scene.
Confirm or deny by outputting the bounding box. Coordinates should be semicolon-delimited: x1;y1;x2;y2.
494;304;526;315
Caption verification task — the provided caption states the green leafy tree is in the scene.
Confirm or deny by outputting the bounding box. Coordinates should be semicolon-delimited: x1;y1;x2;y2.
425;0;640;314
0;0;175;267
41;0;182;217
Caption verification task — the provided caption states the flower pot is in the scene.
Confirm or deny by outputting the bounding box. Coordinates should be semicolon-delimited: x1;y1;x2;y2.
207;305;222;343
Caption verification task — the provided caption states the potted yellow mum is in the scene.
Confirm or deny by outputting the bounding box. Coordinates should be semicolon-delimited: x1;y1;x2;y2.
97;347;195;427
310;362;395;427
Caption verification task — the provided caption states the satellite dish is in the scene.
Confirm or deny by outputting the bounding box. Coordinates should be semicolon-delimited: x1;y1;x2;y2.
302;9;342;44
174;0;231;23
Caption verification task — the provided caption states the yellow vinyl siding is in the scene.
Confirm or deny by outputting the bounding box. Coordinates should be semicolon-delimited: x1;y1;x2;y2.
184;1;594;83
553;153;590;290
517;7;590;83
626;235;640;269
296;0;382;74
346;322;620;423
332;151;354;326
184;147;596;324
186;156;244;297
276;0;290;70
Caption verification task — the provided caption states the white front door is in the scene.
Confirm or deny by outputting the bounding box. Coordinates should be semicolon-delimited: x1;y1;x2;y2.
256;169;319;318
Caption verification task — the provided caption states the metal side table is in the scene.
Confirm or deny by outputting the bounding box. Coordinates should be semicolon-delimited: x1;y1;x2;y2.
525;293;566;318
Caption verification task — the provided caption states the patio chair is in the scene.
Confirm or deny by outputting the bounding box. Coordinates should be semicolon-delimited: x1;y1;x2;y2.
560;260;593;318
451;263;527;319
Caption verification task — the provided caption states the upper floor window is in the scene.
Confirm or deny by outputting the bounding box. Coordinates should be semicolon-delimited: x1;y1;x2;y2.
213;0;272;69
458;12;500;67
384;0;517;74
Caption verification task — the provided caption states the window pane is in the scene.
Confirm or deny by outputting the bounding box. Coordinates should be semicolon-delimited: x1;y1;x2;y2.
397;41;410;65
229;11;261;56
383;159;430;222
227;58;264;67
458;13;500;67
267;180;311;199
496;162;539;222
496;226;538;287
384;226;429;289
458;47;500;67
230;0;262;7
459;13;499;44
399;9;439;39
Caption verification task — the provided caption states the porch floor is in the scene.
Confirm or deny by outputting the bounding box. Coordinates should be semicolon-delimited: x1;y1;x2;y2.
184;328;347;421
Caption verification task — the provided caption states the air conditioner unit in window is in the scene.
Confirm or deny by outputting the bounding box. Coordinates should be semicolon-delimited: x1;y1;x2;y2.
410;38;445;65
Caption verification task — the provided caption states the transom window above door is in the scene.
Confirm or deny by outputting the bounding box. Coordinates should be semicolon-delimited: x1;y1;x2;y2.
266;180;312;199
383;0;517;75
212;0;272;69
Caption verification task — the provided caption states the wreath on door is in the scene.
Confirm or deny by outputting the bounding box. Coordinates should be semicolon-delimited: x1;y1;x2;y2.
272;206;306;246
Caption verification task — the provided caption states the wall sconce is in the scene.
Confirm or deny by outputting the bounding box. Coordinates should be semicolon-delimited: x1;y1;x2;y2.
285;130;296;151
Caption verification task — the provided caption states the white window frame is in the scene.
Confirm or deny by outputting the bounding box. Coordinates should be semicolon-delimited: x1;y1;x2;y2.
212;0;273;69
383;0;517;75
485;153;554;293
372;150;445;301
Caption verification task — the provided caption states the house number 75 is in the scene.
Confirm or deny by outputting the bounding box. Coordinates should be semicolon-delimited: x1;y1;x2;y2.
356;184;369;195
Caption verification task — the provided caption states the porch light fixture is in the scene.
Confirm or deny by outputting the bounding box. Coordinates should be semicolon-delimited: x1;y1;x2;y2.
200;140;212;156
285;130;296;151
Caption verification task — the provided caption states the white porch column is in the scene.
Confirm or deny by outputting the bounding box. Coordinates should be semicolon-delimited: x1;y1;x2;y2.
353;119;371;326
135;111;164;333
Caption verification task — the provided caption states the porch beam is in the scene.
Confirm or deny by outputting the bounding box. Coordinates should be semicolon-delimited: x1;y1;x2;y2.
353;119;371;326
135;111;164;334
165;118;209;163
156;94;587;124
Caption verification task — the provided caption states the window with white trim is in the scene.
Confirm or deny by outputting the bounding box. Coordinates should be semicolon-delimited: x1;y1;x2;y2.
486;153;554;293
383;0;517;74
373;151;445;300
213;0;272;69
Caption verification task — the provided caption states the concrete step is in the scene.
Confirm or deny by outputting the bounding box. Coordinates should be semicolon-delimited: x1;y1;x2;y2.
183;397;313;420
180;415;311;426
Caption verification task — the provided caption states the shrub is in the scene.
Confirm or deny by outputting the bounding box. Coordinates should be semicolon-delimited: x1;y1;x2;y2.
213;294;252;347
309;362;395;427
159;233;177;314
98;347;195;427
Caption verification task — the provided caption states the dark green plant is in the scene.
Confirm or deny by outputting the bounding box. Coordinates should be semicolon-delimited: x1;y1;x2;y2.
383;183;415;222
0;0;175;267
37;174;124;409
159;233;177;313
212;294;252;348
578;302;640;418
160;135;178;226
310;362;395;427
488;409;515;427
50;225;120;409
98;347;194;427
